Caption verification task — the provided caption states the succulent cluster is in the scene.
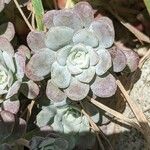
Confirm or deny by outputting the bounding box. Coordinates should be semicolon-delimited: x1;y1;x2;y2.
0;1;140;149
26;2;139;105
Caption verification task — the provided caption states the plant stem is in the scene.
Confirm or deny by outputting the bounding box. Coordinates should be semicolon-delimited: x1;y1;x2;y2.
31;0;44;31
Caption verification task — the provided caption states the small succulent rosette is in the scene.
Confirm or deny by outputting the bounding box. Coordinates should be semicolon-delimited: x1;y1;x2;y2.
36;103;97;149
0;22;39;114
26;2;139;103
29;132;75;150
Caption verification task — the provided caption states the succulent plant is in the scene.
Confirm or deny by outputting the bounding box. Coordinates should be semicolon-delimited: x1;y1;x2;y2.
0;22;39;114
36;103;90;134
0;110;26;144
29;132;75;150
36;102;97;149
26;2;139;103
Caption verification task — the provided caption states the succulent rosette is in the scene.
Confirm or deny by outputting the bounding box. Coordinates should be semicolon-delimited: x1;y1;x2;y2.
26;2;139;103
36;103;96;149
0;22;39;113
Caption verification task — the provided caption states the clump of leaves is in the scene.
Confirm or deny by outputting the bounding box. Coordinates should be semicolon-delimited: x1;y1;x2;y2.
0;22;39;114
26;2;139;104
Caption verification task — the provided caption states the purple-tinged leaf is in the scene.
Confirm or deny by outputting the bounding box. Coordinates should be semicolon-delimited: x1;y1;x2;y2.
27;31;46;53
0;0;4;12
74;2;94;27
90;17;115;48
2;99;20;114
46;80;67;103
17;45;31;59
0;37;14;56
53;10;83;31
109;46;127;72
25;49;55;81
122;48;139;72
43;10;59;29
0;22;15;41
15;52;26;79
6;80;21;99
91;74;117;98
95;48;112;76
64;77;89;101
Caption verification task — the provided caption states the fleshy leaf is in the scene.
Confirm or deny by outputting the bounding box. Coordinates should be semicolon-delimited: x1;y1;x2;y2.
26;49;55;81
0;37;14;56
56;45;72;66
109;46;127;72
3;51;15;73
2;99;20;114
0;0;4;12
91;74;117;97
76;67;95;83
6;80;22;99
43;10;58;29
95;48;112;75
74;2;94;27
73;29;99;47
64;78;89;101
46;80;67;103
0;111;15;141
0;22;15;41
53;10;82;31
45;26;74;51
17;45;31;59
66;60;83;75
87;47;99;66
51;62;71;88
20;80;39;99
90;17;115;48
15;52;26;79
122;49;139;72
27;31;46;53
36;106;56;127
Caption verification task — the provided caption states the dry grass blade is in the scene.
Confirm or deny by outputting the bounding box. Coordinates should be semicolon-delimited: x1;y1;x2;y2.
80;101;113;149
116;80;150;143
87;96;142;132
13;0;34;31
26;100;35;122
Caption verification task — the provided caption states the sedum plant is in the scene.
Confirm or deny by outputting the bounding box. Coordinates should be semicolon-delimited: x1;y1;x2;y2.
36;102;97;149
0;22;39;114
29;132;75;150
26;2;139;104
